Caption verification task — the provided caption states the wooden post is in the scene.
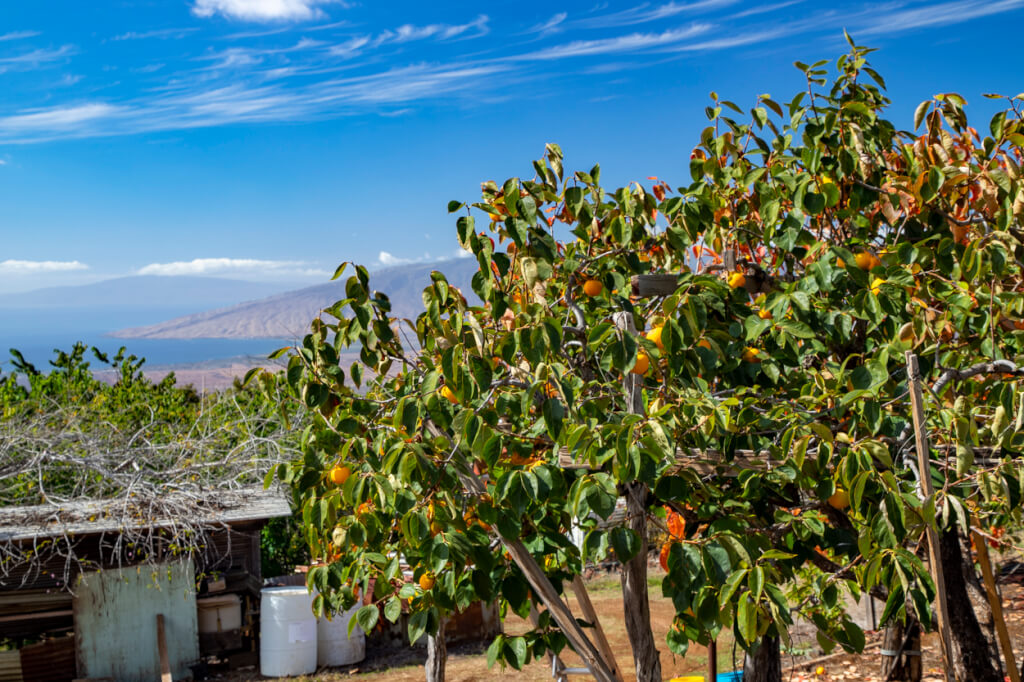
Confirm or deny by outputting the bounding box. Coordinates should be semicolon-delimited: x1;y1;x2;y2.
708;637;718;681
972;529;1020;682
156;614;172;682
570;576;625;682
613;311;662;682
905;351;953;678
880;619;922;682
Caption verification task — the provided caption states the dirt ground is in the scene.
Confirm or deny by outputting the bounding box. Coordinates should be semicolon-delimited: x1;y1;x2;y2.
221;571;1024;682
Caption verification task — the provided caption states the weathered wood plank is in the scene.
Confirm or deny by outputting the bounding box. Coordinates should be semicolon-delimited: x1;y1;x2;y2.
906;352;953;678
630;274;681;298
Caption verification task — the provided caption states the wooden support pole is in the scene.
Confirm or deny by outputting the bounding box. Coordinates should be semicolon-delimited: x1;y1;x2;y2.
707;637;718;681
905;352;953;678
972;529;1020;682
156;613;172;682
614;311;662;682
570;575;625;682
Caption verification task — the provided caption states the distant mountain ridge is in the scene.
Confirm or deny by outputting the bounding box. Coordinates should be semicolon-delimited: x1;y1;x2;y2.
0;275;297;309
111;258;480;340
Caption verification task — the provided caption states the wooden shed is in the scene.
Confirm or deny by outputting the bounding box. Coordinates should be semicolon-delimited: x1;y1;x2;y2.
0;487;291;681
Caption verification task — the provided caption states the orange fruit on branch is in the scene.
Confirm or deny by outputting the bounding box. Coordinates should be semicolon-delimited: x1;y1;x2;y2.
419;573;436;590
329;465;351;486
583;279;604;296
728;272;747;289
646;326;665;350
632;352;650;375
854;251;881;270
827;489;850;510
741;347;761;363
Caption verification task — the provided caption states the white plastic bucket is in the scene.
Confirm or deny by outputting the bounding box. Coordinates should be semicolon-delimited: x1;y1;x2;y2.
260;586;317;677
317;604;366;666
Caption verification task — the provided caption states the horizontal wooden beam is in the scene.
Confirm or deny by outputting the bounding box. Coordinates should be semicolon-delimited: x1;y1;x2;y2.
631;274;682;298
558;448;772;475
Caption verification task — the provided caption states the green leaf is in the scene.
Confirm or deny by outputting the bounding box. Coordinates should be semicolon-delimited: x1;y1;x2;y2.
737;594;757;645
354;604;379;635
542;397;565;440
384;597;402;623
504;636;529;669
609;527;641;563
408;610;429;644
486;635;505;668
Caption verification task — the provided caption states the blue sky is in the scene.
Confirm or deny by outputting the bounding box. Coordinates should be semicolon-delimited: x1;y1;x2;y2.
1;0;1023;294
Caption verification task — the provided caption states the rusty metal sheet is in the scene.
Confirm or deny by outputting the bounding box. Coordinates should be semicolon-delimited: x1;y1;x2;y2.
20;636;75;682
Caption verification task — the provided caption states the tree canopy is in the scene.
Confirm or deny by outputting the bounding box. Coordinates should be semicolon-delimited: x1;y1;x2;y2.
276;37;1024;681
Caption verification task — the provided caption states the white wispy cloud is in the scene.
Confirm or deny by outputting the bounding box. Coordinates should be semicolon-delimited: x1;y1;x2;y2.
855;0;1024;35
0;259;88;273
328;35;370;57
573;0;738;29
527;12;568;36
0;31;41;42
112;28;199;41
0;103;123;135
513;24;712;60
0;45;76;71
137;257;327;277
378;251;434;267
192;0;347;23
373;15;489;46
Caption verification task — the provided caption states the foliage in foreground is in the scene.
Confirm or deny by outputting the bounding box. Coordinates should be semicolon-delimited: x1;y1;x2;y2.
275;39;1024;672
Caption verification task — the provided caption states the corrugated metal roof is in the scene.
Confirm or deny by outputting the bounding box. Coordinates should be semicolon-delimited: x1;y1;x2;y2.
0;651;23;682
0;486;290;543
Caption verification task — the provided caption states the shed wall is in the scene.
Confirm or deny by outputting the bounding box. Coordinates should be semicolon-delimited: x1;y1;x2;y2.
74;559;199;682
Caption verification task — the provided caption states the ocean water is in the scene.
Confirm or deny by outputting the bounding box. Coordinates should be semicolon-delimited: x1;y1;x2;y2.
0;306;293;372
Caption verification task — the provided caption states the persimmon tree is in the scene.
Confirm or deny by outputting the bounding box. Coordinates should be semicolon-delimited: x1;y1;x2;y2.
275;37;1024;682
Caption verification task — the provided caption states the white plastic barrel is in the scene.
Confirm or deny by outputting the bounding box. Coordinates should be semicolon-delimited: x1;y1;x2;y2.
317;604;366;667
260;586;317;677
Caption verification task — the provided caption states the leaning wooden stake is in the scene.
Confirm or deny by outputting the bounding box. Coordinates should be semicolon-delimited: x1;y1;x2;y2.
972;528;1020;682
905;352;953;679
570;575;625;682
156;613;172;682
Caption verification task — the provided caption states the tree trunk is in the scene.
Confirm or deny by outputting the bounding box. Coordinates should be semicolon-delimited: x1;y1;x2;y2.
425;617;446;682
620;481;661;682
960;534;1003;678
742;634;781;682
880;619;921;682
938;526;1002;682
